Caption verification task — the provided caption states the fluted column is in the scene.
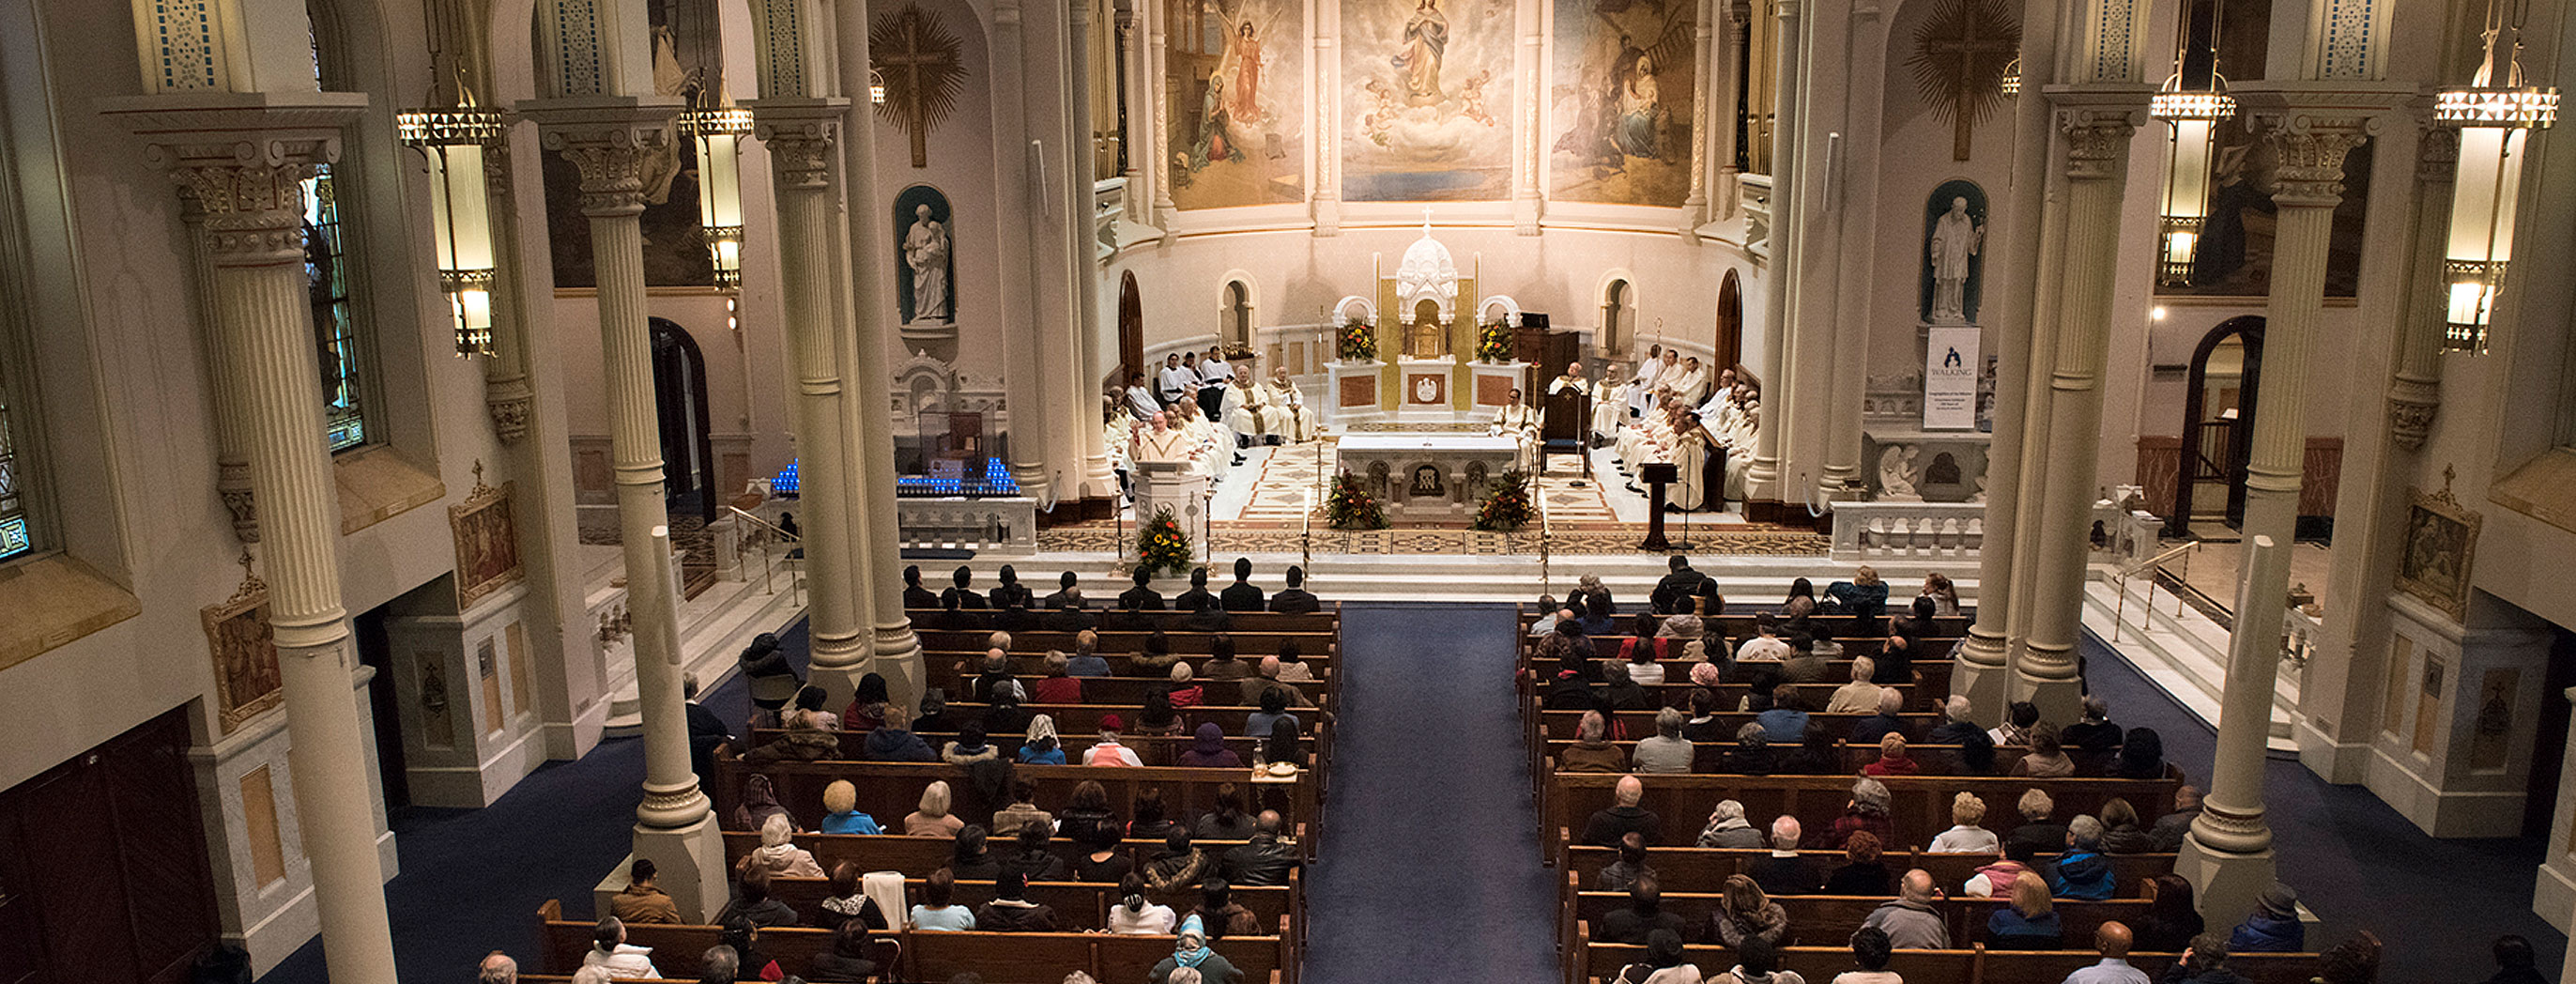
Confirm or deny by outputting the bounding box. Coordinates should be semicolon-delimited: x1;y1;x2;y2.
989;0;1057;504
136;101;397;984
524;98;728;919
1068;0;1117;506
1742;0;1800;506
1117;0;1152;223
833;2;927;710
1679;0;1716;229
2294;120;2452;778
2178;531;2288;922
1145;0;1175;229
1710;1;1749;219
1950;0;2066;713
481;145;537;443
2016;101;2141;722
753;100;868;701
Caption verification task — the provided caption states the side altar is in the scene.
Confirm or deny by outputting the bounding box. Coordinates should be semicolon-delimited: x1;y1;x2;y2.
1337;433;1520;523
1327;219;1529;426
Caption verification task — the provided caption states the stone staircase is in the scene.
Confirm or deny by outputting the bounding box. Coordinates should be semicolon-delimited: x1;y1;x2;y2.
586;546;811;737
2081;571;2301;752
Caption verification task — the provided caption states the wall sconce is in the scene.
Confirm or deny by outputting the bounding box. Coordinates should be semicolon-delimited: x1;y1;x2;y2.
2434;0;2557;354
398;101;507;356
2149;1;2232;289
870;69;889;106
680;101;754;292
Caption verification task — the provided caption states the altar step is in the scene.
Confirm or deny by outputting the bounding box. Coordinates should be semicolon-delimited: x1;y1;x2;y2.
2081;573;2300;752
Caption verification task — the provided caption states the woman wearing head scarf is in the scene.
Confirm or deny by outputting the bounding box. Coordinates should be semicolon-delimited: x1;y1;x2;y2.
1179;722;1243;768
731;773;791;831
840;673;891;731
817;779;882;835
1018;714;1066;764
750;813;825;879
1150;914;1244;983
904;780;965;838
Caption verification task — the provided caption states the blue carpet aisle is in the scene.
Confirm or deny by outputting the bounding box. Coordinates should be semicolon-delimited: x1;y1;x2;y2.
1298;603;1561;983
256;623;787;984
2078;628;2565;983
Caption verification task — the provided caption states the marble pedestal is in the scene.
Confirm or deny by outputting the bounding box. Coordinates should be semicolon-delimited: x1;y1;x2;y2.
1326;361;1386;426
1133;460;1209;529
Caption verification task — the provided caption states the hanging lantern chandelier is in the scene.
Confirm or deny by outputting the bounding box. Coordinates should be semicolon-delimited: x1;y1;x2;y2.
398;85;507;357
2149;0;2234;289
2433;0;2557;354
679;92;753;292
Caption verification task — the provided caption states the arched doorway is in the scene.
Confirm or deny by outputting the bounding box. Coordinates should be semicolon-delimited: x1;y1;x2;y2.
1223;280;1254;349
1714;270;1744;371
2166;315;2264;539
1602;279;1633;357
650;317;719;523
1118;271;1144;381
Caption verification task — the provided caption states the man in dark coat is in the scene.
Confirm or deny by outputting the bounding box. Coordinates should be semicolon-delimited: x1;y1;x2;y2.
1039;571;1083;610
1118;566;1166;610
989;565;1037;610
1580;775;1664;847
1267;565;1319;613
901;564;940;609
1173;567;1218;612
1649;555;1718;614
943;566;989;608
1219;557;1265;611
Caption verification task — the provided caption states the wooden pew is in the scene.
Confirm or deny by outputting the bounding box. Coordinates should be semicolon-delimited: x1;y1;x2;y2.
912;607;1340;633
921;629;1341;653
1559;843;2176;897
1514;607;1971;635
983;673;1330;706
1539;738;2047;776
1537;710;1942;740
940;702;1329;737
1571;937;2317;984
1543;770;2180;858
747;728;1302;768
713;761;1319;850
719;831;1257;874
750;875;1296;930
1565;882;2152;949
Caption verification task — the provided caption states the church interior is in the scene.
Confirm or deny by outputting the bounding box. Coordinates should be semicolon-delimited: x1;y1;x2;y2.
6;0;2576;980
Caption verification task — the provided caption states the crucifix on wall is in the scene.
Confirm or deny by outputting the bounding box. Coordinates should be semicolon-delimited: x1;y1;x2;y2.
870;3;968;168
1906;0;2021;161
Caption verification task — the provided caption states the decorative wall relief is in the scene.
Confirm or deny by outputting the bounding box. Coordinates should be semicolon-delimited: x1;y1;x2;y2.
201;553;283;735
895;185;956;325
1167;0;1307;208
451;463;525;611
1547;0;1697;206
871;3;968;168
1342;0;1515;200
2396;469;2479;623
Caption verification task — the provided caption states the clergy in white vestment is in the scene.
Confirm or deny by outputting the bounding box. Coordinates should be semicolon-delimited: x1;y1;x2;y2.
1669;411;1721;511
1589;364;1630;445
1628;345;1671;419
1265;365;1317;442
1226;371;1291;445
1158;353;1196;407
1125;371;1163;421
1133;411;1198;467
1490;388;1541;470
1724;401;1759;500
1662;356;1710;407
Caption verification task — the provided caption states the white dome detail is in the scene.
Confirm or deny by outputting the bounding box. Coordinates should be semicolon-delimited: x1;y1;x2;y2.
1394;226;1459;323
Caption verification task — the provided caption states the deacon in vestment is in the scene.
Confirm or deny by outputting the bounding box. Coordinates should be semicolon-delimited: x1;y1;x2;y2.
1265;365;1317;442
1669;411;1720;511
1589;364;1630;446
1489;387;1541;470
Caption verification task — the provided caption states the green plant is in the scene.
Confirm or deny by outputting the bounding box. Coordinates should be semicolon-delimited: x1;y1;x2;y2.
1336;318;1377;362
1473;469;1536;531
1137;507;1193;576
1477;321;1514;362
1324;470;1388;530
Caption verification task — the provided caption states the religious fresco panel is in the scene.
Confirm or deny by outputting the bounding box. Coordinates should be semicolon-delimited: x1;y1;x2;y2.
1168;0;1307;208
543;0;721;288
1546;0;1697;206
1341;0;1515;201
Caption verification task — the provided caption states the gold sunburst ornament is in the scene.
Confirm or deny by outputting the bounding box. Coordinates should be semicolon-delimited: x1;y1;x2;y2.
871;4;968;168
1907;0;2022;161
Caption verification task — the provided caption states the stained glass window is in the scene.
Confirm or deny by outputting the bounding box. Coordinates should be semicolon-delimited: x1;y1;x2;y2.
304;164;366;452
0;385;28;560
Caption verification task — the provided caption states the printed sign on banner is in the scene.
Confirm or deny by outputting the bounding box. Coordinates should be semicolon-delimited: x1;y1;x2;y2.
1924;326;1981;430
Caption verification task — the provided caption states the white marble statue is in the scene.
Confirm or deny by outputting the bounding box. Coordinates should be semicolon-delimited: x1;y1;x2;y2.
1928;196;1982;324
1878;444;1924;500
904;204;951;323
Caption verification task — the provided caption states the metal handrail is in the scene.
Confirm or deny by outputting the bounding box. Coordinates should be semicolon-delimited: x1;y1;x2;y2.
726;505;801;544
2121;539;2199;579
727;505;804;605
2110;539;2199;643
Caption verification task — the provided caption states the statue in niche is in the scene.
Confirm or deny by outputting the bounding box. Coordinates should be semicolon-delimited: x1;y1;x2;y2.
1920;181;1989;324
903;203;952;323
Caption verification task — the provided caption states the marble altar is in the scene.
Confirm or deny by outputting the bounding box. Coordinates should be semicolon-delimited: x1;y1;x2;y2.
1337;433;1521;523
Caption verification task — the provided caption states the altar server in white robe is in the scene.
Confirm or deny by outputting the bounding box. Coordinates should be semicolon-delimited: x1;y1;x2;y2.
1670;411;1721;511
1662;356;1710;407
1265;365;1317;442
1126;371;1164;421
1589;364;1631;445
1158;353;1196;407
1490;388;1541;470
1628;345;1670;419
1617;399;1682;477
1724;402;1758;501
1197;347;1234;423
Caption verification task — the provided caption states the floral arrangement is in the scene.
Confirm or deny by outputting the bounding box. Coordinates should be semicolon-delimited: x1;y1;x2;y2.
1137;507;1193;576
1324;470;1388;530
1336;318;1377;362
1472;469;1536;532
1477;320;1515;363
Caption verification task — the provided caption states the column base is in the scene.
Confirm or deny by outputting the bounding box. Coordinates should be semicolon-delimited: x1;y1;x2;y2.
870;624;928;714
632;813;730;923
2012;658;2085;724
2175;832;2277;930
1949;646;2012;721
2292;718;2369;784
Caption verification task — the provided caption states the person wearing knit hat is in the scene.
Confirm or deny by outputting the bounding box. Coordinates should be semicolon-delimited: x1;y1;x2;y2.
1086;715;1143;766
2225;883;2304;953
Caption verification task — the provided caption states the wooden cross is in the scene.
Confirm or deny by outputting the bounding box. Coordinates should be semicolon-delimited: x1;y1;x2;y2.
1921;0;2019;161
876;7;960;168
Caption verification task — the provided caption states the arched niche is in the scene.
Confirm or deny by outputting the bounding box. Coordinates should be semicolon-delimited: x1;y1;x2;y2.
2167;315;2265;539
895;184;956;326
1714;269;1743;370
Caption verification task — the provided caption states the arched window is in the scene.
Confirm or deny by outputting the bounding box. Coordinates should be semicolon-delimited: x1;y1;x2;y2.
1225;281;1253;348
1602;279;1633;356
307;2;369;452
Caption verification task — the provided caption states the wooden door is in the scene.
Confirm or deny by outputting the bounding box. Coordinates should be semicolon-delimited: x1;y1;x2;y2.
0;706;218;984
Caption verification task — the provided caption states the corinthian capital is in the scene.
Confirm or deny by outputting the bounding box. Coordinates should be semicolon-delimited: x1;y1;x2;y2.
2058;108;2142;182
750;99;852;192
2258;115;2374;208
519;98;682;218
103;94;364;265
